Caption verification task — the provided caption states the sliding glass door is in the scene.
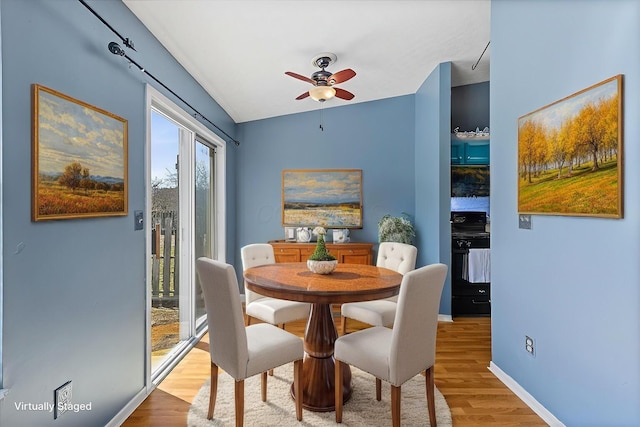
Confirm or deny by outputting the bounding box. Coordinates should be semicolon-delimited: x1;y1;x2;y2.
149;110;182;375
194;139;215;322
146;86;225;383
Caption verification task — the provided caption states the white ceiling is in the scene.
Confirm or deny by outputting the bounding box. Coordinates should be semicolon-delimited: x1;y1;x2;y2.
123;0;490;123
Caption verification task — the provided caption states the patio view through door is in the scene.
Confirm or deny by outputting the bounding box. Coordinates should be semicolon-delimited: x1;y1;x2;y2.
194;139;214;322
148;92;223;381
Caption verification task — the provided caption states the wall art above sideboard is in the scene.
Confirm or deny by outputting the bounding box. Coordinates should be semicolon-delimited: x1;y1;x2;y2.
282;169;363;228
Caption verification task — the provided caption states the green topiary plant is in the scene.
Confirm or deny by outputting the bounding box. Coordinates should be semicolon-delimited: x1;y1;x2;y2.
378;213;416;244
308;227;336;261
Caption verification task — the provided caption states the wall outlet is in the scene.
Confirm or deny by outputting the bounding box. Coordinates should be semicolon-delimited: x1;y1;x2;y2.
54;381;72;419
525;335;535;356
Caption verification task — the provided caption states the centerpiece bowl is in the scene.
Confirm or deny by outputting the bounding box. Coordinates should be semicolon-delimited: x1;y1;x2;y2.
307;226;337;274
307;259;338;274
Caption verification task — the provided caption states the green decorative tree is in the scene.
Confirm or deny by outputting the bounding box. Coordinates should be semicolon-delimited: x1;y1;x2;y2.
308;227;336;261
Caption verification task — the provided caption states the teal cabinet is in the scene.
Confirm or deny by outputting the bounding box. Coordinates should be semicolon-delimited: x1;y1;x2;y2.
464;141;490;164
451;138;489;165
451;141;464;164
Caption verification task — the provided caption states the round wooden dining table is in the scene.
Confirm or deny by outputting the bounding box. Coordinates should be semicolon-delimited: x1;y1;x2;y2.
243;262;403;412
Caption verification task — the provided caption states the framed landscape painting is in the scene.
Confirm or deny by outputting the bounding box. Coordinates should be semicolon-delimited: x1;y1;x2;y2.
282;169;363;228
517;74;623;218
32;84;128;221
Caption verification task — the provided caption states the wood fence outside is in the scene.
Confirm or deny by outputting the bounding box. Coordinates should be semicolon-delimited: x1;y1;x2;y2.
151;211;179;307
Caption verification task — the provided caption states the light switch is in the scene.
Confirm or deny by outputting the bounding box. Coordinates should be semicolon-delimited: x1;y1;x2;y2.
519;214;532;230
134;210;144;230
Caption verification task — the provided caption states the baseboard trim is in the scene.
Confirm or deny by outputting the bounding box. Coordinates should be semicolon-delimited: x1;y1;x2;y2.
488;361;565;427
438;314;453;322
105;387;150;427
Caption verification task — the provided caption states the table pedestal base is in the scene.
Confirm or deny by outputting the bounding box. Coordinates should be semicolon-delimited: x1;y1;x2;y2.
290;303;352;412
291;354;352;412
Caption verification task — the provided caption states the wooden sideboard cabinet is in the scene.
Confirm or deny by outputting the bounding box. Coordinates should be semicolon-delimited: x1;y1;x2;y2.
268;241;374;265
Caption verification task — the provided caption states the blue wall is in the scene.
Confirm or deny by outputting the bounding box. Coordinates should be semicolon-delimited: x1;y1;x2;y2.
415;62;452;314
4;0;635;425
451;81;489;132
236;95;416;268
0;1;236;425
491;1;639;425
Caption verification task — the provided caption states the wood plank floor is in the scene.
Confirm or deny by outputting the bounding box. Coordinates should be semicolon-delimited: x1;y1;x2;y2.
122;316;547;426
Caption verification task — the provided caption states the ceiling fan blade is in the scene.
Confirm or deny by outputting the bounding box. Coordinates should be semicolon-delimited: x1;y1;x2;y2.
334;88;355;100
285;71;315;85
296;91;310;100
329;69;356;85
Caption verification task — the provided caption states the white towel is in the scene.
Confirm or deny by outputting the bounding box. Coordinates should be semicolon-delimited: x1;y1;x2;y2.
468;248;491;283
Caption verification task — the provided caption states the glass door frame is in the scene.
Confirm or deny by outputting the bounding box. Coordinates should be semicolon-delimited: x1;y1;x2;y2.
193;137;217;326
144;85;226;390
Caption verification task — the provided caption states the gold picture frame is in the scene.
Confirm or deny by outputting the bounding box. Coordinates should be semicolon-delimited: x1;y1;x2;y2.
518;75;623;218
282;169;363;228
32;84;128;221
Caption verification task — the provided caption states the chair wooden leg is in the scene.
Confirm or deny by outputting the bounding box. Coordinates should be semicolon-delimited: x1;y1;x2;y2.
261;371;267;402
208;361;219;420
376;378;382;401
335;360;343;423
294;359;303;421
425;366;437;427
340;316;348;335
235;379;244;427
391;384;401;427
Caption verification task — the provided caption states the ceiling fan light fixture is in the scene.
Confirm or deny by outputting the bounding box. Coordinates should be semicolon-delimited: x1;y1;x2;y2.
309;85;336;102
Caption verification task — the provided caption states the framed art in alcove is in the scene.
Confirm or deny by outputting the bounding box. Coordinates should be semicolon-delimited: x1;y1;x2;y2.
451;165;490;197
282;169;363;228
32;84;128;221
517;74;623;218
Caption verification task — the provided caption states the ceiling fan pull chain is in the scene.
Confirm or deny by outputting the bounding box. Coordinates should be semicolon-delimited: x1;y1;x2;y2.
319;104;324;131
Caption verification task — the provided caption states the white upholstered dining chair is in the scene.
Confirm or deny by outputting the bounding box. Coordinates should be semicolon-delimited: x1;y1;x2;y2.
340;242;417;334
334;263;448;427
195;257;304;426
241;243;311;328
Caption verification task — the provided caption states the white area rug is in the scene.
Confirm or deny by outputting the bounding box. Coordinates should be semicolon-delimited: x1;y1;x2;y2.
188;363;452;426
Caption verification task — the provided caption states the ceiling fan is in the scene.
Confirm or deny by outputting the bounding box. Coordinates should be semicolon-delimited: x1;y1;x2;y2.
285;53;356;102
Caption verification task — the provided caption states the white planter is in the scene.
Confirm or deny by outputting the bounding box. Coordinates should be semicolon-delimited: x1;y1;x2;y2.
307;259;338;274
